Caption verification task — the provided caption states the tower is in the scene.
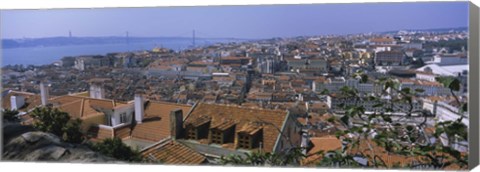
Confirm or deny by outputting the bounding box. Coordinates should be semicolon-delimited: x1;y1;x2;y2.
266;58;273;74
192;29;196;48
126;31;129;44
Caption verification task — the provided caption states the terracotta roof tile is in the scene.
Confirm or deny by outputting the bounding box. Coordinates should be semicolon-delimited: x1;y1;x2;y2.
142;139;206;165
302;136;342;166
186;116;212;127
349;139;424;168
303;136;466;169
2;91;42;111
131;101;192;142
238;123;263;135
211;120;236;131
49;95;119;119
87;126;113;142
370;37;395;43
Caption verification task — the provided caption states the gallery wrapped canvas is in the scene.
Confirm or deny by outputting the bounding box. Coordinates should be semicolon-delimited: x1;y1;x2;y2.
1;0;479;171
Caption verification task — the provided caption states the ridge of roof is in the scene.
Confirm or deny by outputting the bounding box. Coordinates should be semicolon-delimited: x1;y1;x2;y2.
147;99;192;107
201;102;287;113
140;136;173;153
7;90;36;96
273;110;292;152
80;98;85;118
184;100;200;121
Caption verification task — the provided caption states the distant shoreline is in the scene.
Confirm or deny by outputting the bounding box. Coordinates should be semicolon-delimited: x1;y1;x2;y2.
1;27;468;49
1;26;466;49
1;36;250;49
2;38;244;66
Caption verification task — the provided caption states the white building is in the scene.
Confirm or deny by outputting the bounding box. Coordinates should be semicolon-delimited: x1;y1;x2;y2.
417;64;468;77
314;77;382;94
423;99;468;127
415;72;438;82
427;54;468;66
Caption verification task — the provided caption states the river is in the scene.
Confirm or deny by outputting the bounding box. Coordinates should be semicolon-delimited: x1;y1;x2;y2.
2;38;238;66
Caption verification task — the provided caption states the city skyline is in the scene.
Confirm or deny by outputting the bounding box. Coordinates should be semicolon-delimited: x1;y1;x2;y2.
1;2;468;39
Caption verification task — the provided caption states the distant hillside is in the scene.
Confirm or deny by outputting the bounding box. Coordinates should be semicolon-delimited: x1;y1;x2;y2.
1;36;244;49
380;27;468;34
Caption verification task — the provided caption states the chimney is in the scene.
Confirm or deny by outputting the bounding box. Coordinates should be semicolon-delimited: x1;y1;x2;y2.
89;83;105;99
305;115;310;128
10;95;25;110
134;94;144;123
300;132;310;155
305;102;310;112
40;82;49;106
170;109;184;140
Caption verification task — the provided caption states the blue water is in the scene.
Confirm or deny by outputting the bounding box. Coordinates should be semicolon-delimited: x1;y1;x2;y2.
2;38;234;66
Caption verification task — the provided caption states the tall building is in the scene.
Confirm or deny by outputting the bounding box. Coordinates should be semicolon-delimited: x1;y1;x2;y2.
374;51;406;66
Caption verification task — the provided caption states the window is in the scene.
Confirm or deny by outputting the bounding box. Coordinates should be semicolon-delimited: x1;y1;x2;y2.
105;114;112;126
120;112;127;123
237;133;251;149
186;127;197;140
185;116;211;140
211;130;223;144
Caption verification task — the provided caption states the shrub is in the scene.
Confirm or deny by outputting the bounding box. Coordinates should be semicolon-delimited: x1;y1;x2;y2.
91;137;143;162
2;109;20;122
31;107;84;143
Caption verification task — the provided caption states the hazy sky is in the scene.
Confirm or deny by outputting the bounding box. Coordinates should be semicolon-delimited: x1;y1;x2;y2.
0;2;469;39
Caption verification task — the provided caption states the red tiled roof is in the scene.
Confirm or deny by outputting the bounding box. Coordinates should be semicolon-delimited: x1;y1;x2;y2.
370;37;395;43
302;135;342;166
49;95;122;119
141;139;206;165
131;101;192;142
87;126;113;142
221;56;251;60
2;91;42;111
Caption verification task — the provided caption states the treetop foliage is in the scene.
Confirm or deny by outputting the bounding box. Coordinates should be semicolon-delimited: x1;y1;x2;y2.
30;106;84;144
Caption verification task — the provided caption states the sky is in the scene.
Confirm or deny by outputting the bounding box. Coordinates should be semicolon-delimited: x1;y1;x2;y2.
0;2;469;39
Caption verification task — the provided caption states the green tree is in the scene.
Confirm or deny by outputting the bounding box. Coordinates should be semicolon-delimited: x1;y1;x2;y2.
317;150;362;168
2;109;20;122
91;137;143;162
31;107;84;143
31;107;70;136
62;118;84;144
219;147;306;166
